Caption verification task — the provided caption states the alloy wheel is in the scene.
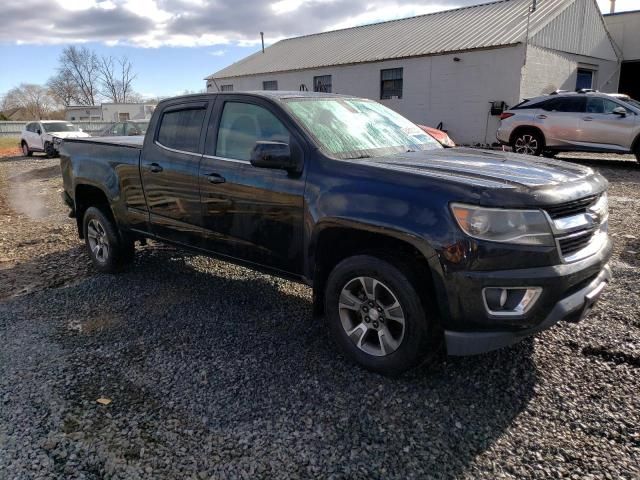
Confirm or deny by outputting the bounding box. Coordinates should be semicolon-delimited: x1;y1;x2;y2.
338;276;405;357
22;143;28;156
87;218;110;263
514;134;539;155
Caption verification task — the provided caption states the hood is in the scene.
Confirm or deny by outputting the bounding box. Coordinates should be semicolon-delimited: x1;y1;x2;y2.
49;131;91;139
359;147;607;205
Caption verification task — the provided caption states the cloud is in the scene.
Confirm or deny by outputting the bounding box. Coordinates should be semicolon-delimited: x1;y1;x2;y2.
1;0;620;49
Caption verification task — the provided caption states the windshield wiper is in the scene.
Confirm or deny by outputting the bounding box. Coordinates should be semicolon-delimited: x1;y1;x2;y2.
347;154;372;159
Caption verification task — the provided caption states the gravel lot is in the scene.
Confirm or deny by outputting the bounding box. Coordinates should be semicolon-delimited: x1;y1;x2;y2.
0;152;638;479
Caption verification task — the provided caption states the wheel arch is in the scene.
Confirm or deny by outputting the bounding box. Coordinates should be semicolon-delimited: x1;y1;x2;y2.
309;223;442;320
74;183;113;239
509;125;546;148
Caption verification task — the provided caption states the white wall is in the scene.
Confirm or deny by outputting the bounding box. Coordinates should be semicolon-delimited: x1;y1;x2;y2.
101;104;155;122
520;45;620;100
605;12;640;61
209;46;524;145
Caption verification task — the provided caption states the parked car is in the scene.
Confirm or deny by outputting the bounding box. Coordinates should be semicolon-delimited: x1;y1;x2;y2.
60;92;611;375
497;91;640;161
418;125;455;147
20;120;90;157
95;120;149;137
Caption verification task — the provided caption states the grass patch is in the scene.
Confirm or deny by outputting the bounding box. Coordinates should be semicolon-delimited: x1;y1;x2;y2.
0;137;20;149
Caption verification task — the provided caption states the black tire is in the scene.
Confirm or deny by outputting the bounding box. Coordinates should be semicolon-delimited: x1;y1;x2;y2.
324;255;437;376
82;206;135;273
634;144;640;164
21;141;33;157
542;150;556;159
44;141;57;158
511;129;544;156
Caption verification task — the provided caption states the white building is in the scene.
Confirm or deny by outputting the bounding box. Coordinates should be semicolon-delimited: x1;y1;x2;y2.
65;103;156;122
604;9;640;100
205;0;620;145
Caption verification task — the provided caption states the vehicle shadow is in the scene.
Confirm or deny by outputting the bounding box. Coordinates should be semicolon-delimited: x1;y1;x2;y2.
2;246;538;478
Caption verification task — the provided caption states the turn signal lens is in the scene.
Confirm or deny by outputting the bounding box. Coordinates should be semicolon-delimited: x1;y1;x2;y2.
500;112;515;120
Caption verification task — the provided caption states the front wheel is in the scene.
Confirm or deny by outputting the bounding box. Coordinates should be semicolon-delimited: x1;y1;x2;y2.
511;130;544;156
21;142;32;157
83;206;134;273
324;255;436;376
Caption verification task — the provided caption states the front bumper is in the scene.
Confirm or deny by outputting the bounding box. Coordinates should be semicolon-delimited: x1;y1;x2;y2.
442;238;612;355
445;264;611;355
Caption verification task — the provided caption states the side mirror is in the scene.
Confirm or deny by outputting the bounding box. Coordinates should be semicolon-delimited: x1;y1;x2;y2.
612;106;627;117
36;129;41;135
250;141;299;172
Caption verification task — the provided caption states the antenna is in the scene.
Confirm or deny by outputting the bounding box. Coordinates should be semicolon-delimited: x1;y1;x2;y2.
530;0;536;12
260;32;265;53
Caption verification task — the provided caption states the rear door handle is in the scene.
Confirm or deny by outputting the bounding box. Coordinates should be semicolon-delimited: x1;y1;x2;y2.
205;173;226;184
583;116;594;121
149;163;163;173
536;114;547;119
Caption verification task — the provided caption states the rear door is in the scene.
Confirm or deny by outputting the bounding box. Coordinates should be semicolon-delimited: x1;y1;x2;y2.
536;97;586;147
140;100;210;246
580;97;637;150
198;96;306;274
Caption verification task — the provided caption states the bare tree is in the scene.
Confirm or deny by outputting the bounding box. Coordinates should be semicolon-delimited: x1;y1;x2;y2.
59;46;100;105
47;70;80;107
98;55;137;103
3;83;56;119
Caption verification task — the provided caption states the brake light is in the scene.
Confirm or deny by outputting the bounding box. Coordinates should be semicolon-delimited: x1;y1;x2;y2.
500;112;515;120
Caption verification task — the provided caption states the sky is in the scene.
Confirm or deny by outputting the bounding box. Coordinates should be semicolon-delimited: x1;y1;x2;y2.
0;0;637;99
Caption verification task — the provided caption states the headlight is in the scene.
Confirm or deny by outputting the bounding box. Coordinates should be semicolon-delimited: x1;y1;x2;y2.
451;203;554;246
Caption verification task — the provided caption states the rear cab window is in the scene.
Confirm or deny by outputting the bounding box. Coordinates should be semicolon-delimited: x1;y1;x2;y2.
543;97;586;113
157;105;207;153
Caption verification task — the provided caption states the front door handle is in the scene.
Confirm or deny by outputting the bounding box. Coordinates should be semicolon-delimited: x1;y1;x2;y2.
583;116;594;122
205;173;226;184
149;163;163;173
536;114;547;119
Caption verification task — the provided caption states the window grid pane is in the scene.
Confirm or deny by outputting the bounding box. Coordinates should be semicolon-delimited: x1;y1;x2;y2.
380;68;403;99
313;75;332;93
220;84;233;92
263;80;278;90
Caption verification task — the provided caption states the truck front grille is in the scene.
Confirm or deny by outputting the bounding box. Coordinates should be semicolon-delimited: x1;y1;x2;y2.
557;228;598;257
544;194;598;219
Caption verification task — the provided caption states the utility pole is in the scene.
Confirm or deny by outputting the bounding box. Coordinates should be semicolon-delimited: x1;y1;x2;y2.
260;32;265;53
610;0;616;14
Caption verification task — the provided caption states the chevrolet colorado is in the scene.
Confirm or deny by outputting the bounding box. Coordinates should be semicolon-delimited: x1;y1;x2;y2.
60;92;612;375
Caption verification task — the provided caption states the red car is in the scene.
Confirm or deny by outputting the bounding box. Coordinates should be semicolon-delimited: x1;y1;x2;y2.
418;125;455;147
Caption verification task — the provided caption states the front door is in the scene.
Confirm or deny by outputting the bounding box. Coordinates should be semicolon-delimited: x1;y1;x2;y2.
580;97;637;151
140;101;209;245
198;97;306;274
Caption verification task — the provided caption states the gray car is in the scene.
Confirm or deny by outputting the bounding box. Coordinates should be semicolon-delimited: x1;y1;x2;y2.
497;92;640;162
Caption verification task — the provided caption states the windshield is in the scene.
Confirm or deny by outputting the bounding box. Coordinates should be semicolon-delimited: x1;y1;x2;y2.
624;97;640;109
284;98;442;159
42;122;80;133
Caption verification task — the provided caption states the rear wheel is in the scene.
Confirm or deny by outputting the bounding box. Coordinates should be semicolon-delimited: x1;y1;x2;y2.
21;142;32;157
324;255;437;376
511;130;544;156
83;206;134;273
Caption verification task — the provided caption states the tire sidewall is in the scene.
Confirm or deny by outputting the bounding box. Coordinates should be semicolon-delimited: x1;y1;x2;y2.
324;255;431;376
83;207;126;273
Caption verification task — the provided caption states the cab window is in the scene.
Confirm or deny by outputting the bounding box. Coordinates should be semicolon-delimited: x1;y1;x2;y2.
157;106;206;153
215;102;290;161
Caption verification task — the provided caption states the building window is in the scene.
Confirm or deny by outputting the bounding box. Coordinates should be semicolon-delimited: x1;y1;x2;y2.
313;75;332;93
576;68;594;90
262;80;278;90
220;84;233;92
380;68;403;99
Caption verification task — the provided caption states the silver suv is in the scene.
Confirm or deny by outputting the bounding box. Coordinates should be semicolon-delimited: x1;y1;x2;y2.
497;92;640;162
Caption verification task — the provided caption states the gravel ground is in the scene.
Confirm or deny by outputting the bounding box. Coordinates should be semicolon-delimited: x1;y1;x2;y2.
0;152;638;479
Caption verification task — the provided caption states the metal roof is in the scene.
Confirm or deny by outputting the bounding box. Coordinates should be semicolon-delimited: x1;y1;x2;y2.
208;0;572;80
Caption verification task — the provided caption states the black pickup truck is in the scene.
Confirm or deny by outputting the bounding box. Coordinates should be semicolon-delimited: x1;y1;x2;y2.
60;92;612;375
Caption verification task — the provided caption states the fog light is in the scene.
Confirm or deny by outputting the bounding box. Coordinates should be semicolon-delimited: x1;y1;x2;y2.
483;287;542;316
